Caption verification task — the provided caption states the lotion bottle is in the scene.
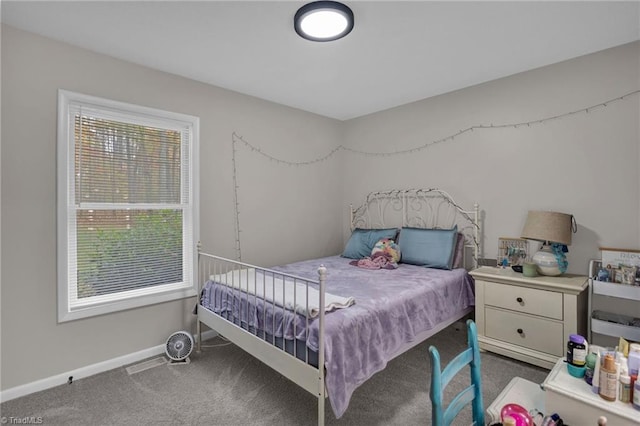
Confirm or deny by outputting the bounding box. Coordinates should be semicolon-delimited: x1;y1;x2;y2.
619;358;631;403
614;357;622;401
599;353;617;401
628;343;640;375
633;379;640;409
629;343;640;403
592;351;601;394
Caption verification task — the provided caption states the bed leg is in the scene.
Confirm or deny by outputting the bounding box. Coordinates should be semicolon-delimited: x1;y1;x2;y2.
196;319;202;353
318;392;325;426
317;265;327;426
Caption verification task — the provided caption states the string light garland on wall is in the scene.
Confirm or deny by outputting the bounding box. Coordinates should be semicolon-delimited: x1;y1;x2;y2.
231;135;243;261
229;89;638;260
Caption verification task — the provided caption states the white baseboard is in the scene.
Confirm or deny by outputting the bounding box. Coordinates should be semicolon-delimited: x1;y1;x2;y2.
0;329;217;403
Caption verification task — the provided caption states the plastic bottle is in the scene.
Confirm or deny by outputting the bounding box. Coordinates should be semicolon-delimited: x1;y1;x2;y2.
567;334;587;366
628;343;640;375
619;359;631;403
585;352;597;385
614;356;622;401
592;351;601;394
599;353;617;401
633;379;640;410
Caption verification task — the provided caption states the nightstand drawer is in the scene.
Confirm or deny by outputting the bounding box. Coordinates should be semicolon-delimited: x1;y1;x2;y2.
485;308;564;356
484;281;563;320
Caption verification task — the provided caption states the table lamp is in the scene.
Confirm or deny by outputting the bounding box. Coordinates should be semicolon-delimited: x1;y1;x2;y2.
521;210;575;276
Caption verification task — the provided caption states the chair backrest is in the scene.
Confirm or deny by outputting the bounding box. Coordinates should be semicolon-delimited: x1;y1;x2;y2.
429;319;484;426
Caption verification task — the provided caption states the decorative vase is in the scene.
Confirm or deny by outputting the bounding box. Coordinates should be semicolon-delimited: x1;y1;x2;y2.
533;245;563;276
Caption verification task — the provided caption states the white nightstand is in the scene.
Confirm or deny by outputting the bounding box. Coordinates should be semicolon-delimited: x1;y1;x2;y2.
470;267;588;369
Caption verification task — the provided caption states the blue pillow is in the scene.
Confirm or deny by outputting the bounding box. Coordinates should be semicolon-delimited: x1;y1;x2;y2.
398;226;458;269
342;228;398;259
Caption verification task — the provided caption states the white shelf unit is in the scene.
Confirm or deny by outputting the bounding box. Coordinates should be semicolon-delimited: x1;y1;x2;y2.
587;259;640;344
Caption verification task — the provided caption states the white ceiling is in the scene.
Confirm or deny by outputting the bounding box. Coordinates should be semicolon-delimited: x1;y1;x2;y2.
2;1;639;120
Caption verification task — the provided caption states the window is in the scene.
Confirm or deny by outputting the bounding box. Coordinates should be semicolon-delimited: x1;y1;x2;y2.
57;90;199;322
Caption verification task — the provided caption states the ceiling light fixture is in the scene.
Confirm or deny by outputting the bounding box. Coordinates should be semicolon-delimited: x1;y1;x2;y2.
294;1;354;42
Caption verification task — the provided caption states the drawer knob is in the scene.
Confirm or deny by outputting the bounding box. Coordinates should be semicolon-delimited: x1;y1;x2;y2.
516;297;523;303
517;328;524;334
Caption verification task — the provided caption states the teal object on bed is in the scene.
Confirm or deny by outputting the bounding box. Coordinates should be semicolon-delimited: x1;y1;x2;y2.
428;319;484;426
398;226;458;269
341;228;398;259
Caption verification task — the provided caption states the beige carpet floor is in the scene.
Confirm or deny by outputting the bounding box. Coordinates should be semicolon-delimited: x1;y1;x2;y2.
1;322;549;425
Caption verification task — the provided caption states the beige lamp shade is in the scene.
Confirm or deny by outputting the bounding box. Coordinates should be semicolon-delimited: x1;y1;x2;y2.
521;211;573;246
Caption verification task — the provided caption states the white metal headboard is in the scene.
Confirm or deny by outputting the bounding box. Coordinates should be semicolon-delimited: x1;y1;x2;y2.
349;188;481;269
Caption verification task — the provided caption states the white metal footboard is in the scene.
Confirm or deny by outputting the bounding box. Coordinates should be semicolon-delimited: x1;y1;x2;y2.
196;252;327;425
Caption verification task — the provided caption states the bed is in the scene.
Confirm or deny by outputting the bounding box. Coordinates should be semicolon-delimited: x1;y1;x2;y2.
196;188;481;425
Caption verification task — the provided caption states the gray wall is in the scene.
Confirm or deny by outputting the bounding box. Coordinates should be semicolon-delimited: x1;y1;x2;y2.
0;25;343;390
2;24;639;392
343;41;640;273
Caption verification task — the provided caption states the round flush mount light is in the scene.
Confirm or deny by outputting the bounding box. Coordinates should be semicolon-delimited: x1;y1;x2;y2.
294;1;354;42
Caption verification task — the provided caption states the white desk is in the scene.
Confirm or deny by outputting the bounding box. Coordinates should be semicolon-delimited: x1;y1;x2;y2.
542;358;640;424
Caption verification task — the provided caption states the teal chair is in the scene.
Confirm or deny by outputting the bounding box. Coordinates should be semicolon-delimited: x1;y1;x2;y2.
429;319;484;426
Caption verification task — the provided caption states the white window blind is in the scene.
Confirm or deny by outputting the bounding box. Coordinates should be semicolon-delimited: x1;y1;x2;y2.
57;90;199;322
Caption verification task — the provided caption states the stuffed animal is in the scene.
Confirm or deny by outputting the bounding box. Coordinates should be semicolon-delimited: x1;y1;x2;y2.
371;238;401;263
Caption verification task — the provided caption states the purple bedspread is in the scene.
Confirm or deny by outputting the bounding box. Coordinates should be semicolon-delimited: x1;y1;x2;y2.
201;255;475;418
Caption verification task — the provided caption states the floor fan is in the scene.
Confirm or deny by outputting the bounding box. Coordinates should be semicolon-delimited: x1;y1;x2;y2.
165;331;194;364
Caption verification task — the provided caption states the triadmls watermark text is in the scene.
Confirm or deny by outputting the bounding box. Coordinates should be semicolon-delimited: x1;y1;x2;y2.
1;417;44;424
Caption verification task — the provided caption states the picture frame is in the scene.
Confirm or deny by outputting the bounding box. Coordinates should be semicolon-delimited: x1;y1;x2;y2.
498;237;528;267
600;247;640;269
620;265;637;285
599;247;640;286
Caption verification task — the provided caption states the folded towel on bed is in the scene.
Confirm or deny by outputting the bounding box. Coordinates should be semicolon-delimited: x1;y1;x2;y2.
210;268;355;318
